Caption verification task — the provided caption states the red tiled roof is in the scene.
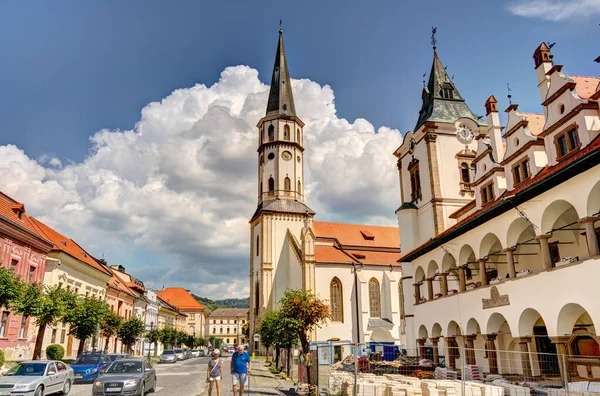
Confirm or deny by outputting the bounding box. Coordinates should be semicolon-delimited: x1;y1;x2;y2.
157;288;204;311
0;192;47;239
107;272;138;298
399;134;600;262
314;221;399;248
521;112;545;136
569;76;600;100
315;245;354;263
30;218;112;276
315;245;400;266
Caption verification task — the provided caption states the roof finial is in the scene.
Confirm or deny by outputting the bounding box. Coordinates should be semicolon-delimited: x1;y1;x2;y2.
422;72;426;87
547;41;556;65
507;82;513;105
279;19;283;34
431;26;438;51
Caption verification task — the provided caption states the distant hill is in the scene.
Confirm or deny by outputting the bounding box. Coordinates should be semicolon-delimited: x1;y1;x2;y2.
193;295;249;313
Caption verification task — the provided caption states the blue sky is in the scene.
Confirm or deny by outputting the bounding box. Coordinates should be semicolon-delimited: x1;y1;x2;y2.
1;0;599;298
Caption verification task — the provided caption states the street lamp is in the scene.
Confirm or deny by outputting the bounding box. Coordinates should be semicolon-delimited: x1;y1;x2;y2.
147;321;154;361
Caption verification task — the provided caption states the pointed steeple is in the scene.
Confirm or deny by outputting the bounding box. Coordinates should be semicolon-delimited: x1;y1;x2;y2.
266;25;296;117
414;45;483;131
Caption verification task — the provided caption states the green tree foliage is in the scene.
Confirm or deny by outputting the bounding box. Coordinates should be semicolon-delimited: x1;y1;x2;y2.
0;350;5;367
146;329;160;356
117;317;145;354
13;284;77;360
208;336;222;349
192;295;249;314
195;337;206;348
100;311;123;353
46;344;65;360
278;289;330;384
64;295;109;356
158;327;176;349
258;309;298;372
0;265;23;309
175;330;188;347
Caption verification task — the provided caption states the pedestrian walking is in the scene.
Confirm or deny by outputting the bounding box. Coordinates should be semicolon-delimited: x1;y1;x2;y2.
207;349;222;396
230;344;251;396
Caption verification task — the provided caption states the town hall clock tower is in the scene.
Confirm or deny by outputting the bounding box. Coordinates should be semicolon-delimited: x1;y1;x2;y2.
248;27;316;350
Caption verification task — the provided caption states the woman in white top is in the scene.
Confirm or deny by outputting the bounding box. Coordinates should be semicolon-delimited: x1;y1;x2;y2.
206;349;222;396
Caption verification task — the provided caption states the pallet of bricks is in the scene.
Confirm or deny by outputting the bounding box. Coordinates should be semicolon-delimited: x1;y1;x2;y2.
546;381;600;396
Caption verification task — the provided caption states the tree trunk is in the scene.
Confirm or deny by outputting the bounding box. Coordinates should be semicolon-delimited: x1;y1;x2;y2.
265;347;270;363
287;348;292;377
298;332;312;385
154;342;158;357
104;337;110;353
77;338;85;357
32;323;47;360
113;339;117;353
275;347;280;369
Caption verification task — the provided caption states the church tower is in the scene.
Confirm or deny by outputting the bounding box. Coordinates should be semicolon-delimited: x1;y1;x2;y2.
249;27;315;351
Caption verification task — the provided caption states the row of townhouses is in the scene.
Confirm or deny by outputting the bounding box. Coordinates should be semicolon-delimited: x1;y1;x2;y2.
0;191;216;360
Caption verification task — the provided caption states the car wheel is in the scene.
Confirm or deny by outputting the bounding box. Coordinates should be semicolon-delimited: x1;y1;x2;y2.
34;386;44;396
149;376;156;393
139;382;145;396
60;379;71;395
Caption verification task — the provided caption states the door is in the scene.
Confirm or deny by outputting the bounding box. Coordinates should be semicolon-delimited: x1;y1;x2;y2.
45;362;61;393
534;326;560;375
56;362;69;389
66;334;74;357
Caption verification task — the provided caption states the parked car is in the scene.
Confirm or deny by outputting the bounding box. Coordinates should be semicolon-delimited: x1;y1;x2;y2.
190;350;200;358
107;353;131;362
198;349;206;357
71;353;111;382
93;359;156;396
174;349;185;361
159;350;177;364
0;360;74;395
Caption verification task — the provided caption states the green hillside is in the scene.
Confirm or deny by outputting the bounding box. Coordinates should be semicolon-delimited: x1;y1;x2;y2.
193;295;249;313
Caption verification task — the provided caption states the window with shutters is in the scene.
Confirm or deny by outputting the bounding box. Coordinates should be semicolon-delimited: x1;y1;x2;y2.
330;278;343;323
368;278;381;318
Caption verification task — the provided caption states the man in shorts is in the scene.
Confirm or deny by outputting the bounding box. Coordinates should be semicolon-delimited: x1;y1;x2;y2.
230;344;251;395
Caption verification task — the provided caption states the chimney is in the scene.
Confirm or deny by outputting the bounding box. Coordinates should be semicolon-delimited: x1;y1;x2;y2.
485;96;504;161
533;43;553;103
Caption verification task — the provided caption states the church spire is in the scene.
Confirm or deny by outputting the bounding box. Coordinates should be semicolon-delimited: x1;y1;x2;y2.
266;23;296;117
414;29;483;131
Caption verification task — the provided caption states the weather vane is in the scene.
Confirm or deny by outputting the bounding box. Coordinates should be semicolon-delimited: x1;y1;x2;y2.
279;19;282;33
431;27;437;49
547;41;556;65
507;83;513;105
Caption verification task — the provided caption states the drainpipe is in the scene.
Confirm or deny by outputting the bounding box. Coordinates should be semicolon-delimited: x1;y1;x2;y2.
353;263;361;344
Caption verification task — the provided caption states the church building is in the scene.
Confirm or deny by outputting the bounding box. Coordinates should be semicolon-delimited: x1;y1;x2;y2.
396;38;600;383
248;28;403;352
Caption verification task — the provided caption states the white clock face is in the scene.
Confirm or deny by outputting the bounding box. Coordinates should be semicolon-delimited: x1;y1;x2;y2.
457;126;474;145
281;151;292;161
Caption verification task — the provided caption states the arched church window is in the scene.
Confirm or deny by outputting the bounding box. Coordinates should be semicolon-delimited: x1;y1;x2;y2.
284;125;290;141
368;278;381;318
297;129;301;143
268;125;275;142
330;277;343;322
284;177;291;191
256;235;259;256
268;177;275;196
461;162;470;183
297;181;302;195
471;163;476;181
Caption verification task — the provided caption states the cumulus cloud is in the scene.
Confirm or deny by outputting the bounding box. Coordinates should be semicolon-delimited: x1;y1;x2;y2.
0;65;403;299
507;0;600;21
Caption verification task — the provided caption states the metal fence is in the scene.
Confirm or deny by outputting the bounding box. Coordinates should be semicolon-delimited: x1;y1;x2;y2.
313;344;600;396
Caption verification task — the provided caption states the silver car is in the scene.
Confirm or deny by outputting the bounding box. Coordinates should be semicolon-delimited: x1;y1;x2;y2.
173;349;184;361
92;359;156;396
0;360;74;395
159;350;176;364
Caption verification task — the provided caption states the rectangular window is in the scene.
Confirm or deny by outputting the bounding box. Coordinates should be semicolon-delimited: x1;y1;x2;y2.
0;312;9;338
51;329;57;344
28;266;36;283
18;316;27;338
550;242;560;266
408;160;422;203
10;259;18;271
555;128;580;159
481;182;495;205
512;158;531;185
60;329;66;344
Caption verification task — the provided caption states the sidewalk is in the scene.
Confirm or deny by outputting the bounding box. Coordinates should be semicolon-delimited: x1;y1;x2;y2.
201;358;292;396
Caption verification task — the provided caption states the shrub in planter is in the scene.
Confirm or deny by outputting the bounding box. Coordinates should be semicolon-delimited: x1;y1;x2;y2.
46;344;65;360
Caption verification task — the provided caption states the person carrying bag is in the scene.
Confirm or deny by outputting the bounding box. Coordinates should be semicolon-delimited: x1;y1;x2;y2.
207;349;222;396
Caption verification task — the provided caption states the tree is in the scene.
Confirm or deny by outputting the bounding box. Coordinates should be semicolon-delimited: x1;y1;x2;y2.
278;289;330;385
146;329;160;356
258;310;278;364
13;284;77;360
0;265;23;309
175;331;188;348
64;295;109;356
117;317;145;355
195;337;206;348
208;336;222;349
158;327;176;349
242;323;249;339
100;311;122;353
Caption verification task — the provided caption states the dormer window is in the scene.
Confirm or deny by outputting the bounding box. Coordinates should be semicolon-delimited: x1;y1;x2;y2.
481;181;495;205
360;230;375;240
555;127;580;159
440;84;454;99
512;158;531;185
10;204;25;220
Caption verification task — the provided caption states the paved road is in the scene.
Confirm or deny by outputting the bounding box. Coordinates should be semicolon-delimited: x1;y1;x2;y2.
69;356;210;396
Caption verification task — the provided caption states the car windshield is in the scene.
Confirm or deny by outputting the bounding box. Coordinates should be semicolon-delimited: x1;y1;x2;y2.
73;356;100;365
175;349;183;353
4;363;47;376
109;355;128;361
162;351;174;355
106;361;143;374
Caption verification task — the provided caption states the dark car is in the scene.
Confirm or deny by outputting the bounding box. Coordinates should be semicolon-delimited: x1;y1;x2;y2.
108;353;131;362
92;359;156;396
71;354;111;382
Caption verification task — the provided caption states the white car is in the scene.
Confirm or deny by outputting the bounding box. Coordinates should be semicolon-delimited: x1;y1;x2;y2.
190;350;200;358
0;360;74;395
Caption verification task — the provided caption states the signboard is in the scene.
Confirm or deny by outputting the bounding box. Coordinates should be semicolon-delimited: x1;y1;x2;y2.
253;334;261;342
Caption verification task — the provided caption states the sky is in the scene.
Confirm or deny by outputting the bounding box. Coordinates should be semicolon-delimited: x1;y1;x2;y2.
0;0;598;299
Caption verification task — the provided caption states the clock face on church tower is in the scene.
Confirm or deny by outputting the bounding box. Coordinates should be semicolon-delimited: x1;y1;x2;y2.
281;151;292;161
457;125;475;145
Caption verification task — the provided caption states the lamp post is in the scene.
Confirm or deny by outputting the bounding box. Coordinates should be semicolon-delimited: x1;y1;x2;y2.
147;321;154;361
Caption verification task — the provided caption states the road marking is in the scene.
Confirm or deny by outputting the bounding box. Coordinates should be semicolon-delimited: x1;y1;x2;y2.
158;372;192;376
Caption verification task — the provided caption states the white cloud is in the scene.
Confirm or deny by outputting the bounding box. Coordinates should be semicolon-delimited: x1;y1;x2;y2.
507;0;600;21
0;65;403;299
